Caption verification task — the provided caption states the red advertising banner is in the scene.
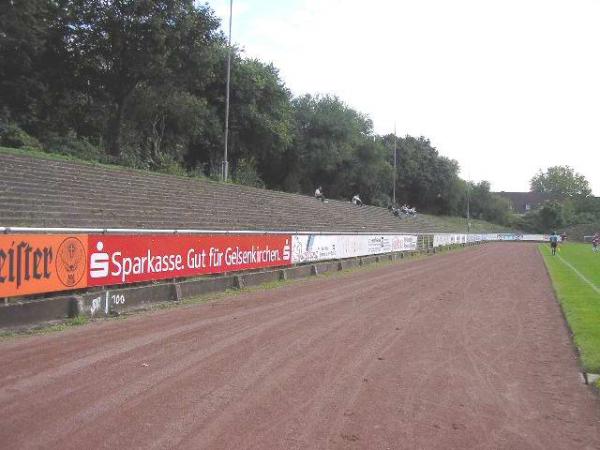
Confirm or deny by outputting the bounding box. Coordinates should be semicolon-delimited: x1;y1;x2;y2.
87;234;292;286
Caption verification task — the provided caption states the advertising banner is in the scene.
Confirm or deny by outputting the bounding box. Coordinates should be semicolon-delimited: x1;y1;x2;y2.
522;234;553;241
0;234;88;298
433;234;448;247
495;233;551;242
496;233;522;241
391;235;419;252
87;234;292;286
291;234;418;264
1;230;551;299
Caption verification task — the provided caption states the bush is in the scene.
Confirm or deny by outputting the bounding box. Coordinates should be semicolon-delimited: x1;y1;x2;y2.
233;158;265;188
0;123;42;149
45;133;106;162
155;158;188;177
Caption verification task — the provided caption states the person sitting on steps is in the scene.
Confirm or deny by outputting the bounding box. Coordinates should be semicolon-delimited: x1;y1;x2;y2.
388;205;401;217
401;204;417;216
315;186;326;202
352;194;363;206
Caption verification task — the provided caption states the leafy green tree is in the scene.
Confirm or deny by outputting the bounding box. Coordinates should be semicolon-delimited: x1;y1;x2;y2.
530;166;591;197
0;0;71;133
464;181;511;225
191;57;294;185
388;135;463;214
287;94;372;198
123;86;210;169
66;0;221;156
537;200;566;231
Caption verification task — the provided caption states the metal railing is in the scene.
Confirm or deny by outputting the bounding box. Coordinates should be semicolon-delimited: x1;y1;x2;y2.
0;226;426;237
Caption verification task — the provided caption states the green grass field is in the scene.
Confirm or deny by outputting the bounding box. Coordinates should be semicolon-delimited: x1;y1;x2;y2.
540;242;600;377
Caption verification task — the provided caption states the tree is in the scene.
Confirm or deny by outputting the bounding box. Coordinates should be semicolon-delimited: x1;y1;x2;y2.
388;135;463;214
67;0;221;157
464;181;511;225
287;94;372;197
537;200;566;231
0;0;71;133
530;166;591;197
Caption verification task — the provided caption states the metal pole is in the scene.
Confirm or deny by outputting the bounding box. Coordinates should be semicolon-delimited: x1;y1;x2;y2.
223;0;233;182
392;124;397;205
466;181;471;234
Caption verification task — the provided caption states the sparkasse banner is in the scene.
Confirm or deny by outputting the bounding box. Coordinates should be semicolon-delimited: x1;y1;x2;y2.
87;234;292;286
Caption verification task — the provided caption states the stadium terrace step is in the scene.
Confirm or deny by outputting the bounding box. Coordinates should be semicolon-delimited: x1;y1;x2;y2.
0;151;472;233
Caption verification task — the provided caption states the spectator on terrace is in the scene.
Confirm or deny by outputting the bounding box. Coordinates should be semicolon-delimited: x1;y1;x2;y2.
352;194;363;206
315;186;325;202
401;204;417;216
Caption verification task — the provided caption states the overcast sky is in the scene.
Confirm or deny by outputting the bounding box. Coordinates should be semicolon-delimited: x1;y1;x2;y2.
207;0;600;195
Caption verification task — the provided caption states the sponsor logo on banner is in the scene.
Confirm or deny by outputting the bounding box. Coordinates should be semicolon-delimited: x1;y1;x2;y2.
367;236;391;253
0;234;88;298
56;237;87;287
497;233;524;241
392;235;418;251
87;234;292;286
291;234;418;263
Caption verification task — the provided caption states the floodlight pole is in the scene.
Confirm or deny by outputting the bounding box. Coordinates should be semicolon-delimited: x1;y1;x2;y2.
223;0;233;182
392;124;397;205
466;181;471;234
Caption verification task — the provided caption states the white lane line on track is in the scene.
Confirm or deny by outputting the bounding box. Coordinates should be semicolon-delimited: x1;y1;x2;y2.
557;255;600;295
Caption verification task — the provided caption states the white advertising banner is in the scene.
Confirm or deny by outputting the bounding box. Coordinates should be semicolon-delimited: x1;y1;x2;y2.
292;232;551;263
433;234;449;247
521;234;553;241
291;234;418;264
433;233;550;247
433;233;470;247
495;233;553;242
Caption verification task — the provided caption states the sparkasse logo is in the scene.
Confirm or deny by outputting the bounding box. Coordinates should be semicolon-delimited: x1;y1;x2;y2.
283;239;291;260
89;241;109;279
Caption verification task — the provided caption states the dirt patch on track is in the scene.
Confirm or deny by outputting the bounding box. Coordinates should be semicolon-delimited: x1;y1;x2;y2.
0;244;598;449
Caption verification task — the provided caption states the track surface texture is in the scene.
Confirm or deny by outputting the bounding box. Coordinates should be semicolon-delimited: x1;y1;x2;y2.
1;243;599;449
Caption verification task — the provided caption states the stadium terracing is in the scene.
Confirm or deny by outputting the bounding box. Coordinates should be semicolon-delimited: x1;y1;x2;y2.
0;150;478;234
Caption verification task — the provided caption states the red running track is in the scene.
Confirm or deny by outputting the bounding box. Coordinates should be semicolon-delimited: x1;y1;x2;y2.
0;243;598;449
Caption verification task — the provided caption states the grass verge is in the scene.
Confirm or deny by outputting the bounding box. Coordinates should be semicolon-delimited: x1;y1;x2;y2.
539;242;600;374
0;316;89;339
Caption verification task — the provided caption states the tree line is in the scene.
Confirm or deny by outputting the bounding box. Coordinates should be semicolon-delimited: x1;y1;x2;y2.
516;166;599;233
0;0;539;226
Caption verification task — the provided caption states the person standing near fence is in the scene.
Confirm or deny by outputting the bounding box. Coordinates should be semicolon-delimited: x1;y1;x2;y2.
549;231;559;256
